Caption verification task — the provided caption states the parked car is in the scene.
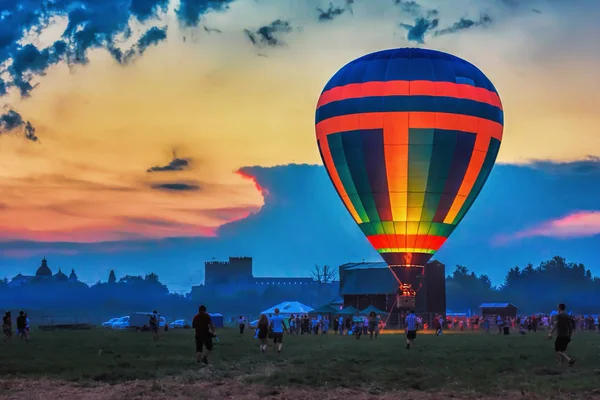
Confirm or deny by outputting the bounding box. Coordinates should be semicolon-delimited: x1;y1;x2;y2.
102;317;119;328
170;319;191;329
111;316;130;330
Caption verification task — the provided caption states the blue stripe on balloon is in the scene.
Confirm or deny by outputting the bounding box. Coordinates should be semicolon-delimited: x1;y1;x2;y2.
323;48;499;95
315;95;503;125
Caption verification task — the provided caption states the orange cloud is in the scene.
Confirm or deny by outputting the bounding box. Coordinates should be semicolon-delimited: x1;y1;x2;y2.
494;211;600;245
0;170;265;243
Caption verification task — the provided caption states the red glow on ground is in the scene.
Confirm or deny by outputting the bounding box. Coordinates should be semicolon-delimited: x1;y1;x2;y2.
236;169;270;197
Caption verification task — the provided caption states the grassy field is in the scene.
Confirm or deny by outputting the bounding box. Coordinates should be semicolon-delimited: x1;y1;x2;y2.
1;328;600;399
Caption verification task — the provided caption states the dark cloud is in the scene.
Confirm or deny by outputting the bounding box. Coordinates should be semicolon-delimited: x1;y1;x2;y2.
434;14;493;36
394;0;422;16
150;182;201;191
244;19;292;47
0;0;232;100
0;110;38;142
129;0;170;22
176;0;235;27
113;26;168;64
204;26;222;34
9;41;67;96
526;157;600;175
147;156;191;173
400;17;439;43
317;2;351;22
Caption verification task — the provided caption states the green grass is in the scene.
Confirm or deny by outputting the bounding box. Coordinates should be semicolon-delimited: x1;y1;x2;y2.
1;328;600;396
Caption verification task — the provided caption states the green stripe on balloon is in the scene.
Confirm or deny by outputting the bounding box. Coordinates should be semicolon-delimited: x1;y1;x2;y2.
453;137;501;225
327;133;369;222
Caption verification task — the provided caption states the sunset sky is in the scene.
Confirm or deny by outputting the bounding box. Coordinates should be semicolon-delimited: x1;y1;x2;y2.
1;0;599;292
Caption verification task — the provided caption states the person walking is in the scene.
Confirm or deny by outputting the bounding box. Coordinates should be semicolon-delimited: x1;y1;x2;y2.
269;308;288;354
192;305;216;365
405;310;418;350
238;316;246;334
548;303;575;367
255;314;269;354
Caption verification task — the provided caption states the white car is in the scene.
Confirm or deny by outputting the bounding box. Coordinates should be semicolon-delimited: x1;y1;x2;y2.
102;318;119;328
111;316;130;330
170;319;191;329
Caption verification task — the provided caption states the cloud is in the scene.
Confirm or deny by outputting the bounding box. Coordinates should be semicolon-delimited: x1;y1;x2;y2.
147;155;192;172
244;19;292;47
0;110;38;142
393;0;423;16
8;41;67;96
525;156;600;175
400;17;439;43
176;0;235;27
129;0;170;22
434;14;493;36
150;182;201;191
118;26;168;64
317;2;352;22
497;211;600;243
0;0;230;100
204;26;222;34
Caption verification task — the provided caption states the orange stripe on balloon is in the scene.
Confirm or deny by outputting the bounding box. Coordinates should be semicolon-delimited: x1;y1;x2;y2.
316;112;503;142
443;134;491;224
367;234;447;251
317;80;503;109
317;139;361;223
383;113;409;220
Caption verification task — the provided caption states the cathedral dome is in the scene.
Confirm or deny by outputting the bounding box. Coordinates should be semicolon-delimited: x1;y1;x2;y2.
54;268;68;281
35;258;52;277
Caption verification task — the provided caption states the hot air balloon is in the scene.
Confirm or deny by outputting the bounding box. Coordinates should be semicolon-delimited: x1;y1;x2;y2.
315;48;503;298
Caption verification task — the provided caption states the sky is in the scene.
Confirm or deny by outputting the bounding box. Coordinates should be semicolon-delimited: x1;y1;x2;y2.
0;0;599;293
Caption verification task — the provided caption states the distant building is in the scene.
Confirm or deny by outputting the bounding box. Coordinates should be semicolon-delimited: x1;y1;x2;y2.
8;258;81;288
338;261;446;326
191;257;335;297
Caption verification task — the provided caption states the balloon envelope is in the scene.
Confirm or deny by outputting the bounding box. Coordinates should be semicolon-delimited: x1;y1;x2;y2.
315;48;503;267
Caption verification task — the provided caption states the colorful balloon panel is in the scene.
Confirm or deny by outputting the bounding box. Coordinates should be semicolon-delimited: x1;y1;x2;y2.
315;48;503;267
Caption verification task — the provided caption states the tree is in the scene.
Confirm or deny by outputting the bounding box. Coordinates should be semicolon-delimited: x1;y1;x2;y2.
311;265;337;283
108;270;117;284
144;273;160;283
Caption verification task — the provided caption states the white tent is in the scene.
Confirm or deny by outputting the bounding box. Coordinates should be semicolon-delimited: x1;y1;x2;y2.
260;301;313;316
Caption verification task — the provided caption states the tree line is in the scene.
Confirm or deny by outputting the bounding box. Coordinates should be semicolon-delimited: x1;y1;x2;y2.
0;256;597;322
446;256;600;314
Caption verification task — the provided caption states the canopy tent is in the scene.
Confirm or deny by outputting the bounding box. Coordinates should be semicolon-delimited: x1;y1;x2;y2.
308;304;338;315
359;305;389;316
260;301;313;316
338;305;359;315
208;313;223;328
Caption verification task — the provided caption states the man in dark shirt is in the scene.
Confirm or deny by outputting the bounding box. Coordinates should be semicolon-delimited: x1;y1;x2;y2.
16;311;28;342
548;303;575;367
192;305;215;365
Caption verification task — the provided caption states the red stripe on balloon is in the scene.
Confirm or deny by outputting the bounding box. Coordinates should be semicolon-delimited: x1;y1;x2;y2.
315;112;503;142
317;80;502;109
366;234;447;251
